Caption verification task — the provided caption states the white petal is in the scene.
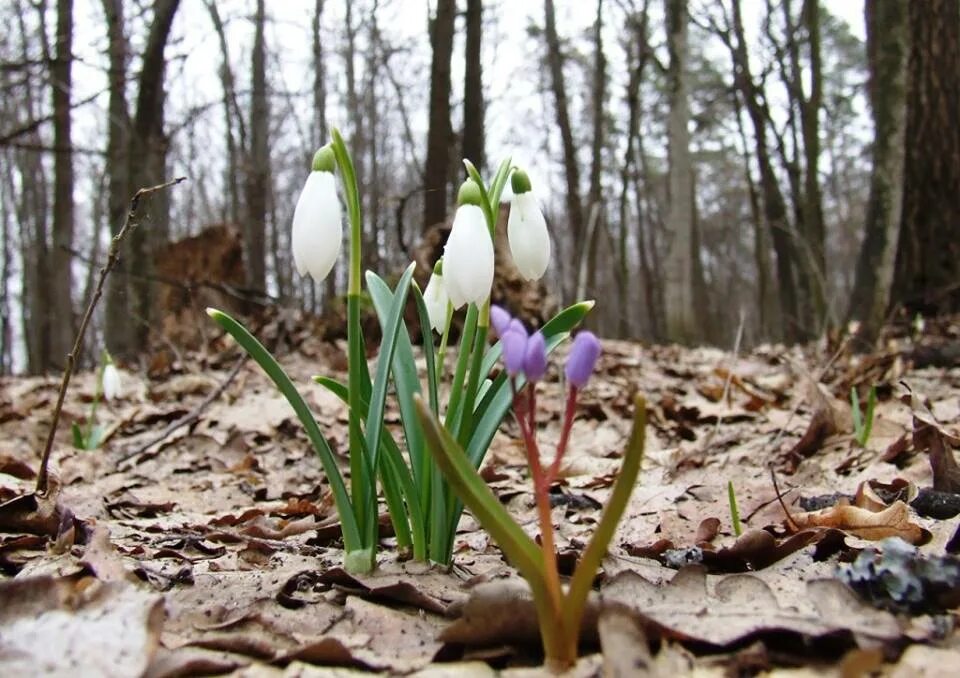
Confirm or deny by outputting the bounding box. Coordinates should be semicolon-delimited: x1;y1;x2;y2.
291;172;343;283
101;364;121;400
423;272;449;333
443;205;494;308
507;192;550;281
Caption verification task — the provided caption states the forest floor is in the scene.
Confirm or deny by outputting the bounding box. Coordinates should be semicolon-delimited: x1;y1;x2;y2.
2;313;960;676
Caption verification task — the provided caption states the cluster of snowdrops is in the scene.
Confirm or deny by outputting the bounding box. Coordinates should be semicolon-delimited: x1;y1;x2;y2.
208;131;647;670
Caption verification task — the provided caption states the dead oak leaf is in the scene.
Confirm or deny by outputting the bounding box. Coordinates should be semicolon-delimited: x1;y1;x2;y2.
602;566;903;648
789;500;931;545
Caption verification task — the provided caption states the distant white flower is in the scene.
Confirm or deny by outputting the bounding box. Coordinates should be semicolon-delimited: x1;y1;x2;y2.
443;181;494;309
101;363;121;401
507;169;550;281
292;147;342;283
423;265;449;333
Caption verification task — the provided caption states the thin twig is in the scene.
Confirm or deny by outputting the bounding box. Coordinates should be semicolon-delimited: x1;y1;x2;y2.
116;354;247;464
35;176;187;495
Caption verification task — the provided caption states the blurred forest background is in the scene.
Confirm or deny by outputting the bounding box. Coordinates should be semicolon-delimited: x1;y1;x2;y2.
0;0;958;376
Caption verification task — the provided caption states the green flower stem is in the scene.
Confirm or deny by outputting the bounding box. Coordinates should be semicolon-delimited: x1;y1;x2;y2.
331;128;376;572
444;303;478;436
456;311;489;448
560;394;646;654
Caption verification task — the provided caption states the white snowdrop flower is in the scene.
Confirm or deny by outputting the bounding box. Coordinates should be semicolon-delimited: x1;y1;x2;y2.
291;146;343;283
423;261;450;333
443;180;494;309
101;362;122;401
507;169;550;281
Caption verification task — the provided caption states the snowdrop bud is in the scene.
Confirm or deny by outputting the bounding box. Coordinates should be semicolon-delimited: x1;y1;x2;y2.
423;260;449;333
501;323;529;377
443;180;494;309
292;145;343;283
101;362;122;401
507;169;550;281
490;305;512;337
523;331;548;383
565;331;601;388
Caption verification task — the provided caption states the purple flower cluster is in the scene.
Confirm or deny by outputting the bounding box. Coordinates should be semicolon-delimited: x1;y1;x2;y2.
490;305;600;387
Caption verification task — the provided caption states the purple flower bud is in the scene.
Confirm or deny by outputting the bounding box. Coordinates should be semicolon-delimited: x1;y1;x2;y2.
490;305;512;336
565;331;601;388
501;324;529;376
523;331;547;382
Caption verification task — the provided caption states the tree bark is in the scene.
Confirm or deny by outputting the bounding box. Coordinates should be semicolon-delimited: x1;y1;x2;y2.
583;0;606;307
728;0;802;341
101;0;132;361
847;0;908;341
544;0;585;298
462;0;484;172
423;0;455;231
893;0;960;315
244;0;269;294
50;0;75;364
663;0;698;343
124;0;180;359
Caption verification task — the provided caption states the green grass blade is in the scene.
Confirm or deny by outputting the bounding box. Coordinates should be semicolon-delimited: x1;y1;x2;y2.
207;308;362;553
728;480;742;537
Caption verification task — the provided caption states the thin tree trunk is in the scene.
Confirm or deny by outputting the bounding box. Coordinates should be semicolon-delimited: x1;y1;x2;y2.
50;0;75;364
102;0;132;360
125;0;180;359
544;0;585;299
847;0;908;343
462;0;484;172
729;0;801;341
423;0;455;231
663;0;697;343
244;0;269;294
584;0;606;309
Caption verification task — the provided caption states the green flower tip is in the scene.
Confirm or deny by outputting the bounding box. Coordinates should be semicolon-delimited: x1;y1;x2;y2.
457;179;483;207
311;145;336;173
510;168;532;195
433;258;444;275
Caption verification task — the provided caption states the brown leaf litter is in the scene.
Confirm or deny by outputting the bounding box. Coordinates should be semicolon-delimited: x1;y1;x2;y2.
2;313;960;674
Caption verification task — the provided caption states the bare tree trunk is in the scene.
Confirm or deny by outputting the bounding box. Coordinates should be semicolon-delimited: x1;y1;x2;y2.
244;0;268;294
663;0;698;343
617;1;650;338
14;0;53;373
204;0;245;227
893;0;960;315
49;0;75;364
102;0;132;360
124;0;180;359
543;0;585;299
584;0;606;312
847;0;908;342
423;0;455;231
728;0;802;341
462;0;485;172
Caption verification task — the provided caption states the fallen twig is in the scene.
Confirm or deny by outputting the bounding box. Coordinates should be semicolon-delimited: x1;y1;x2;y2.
35;177;187;495
117;354;247;464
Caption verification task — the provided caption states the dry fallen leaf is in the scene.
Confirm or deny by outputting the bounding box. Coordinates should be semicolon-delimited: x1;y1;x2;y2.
0;574;164;675
789;500;931;545
601;566;904;648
